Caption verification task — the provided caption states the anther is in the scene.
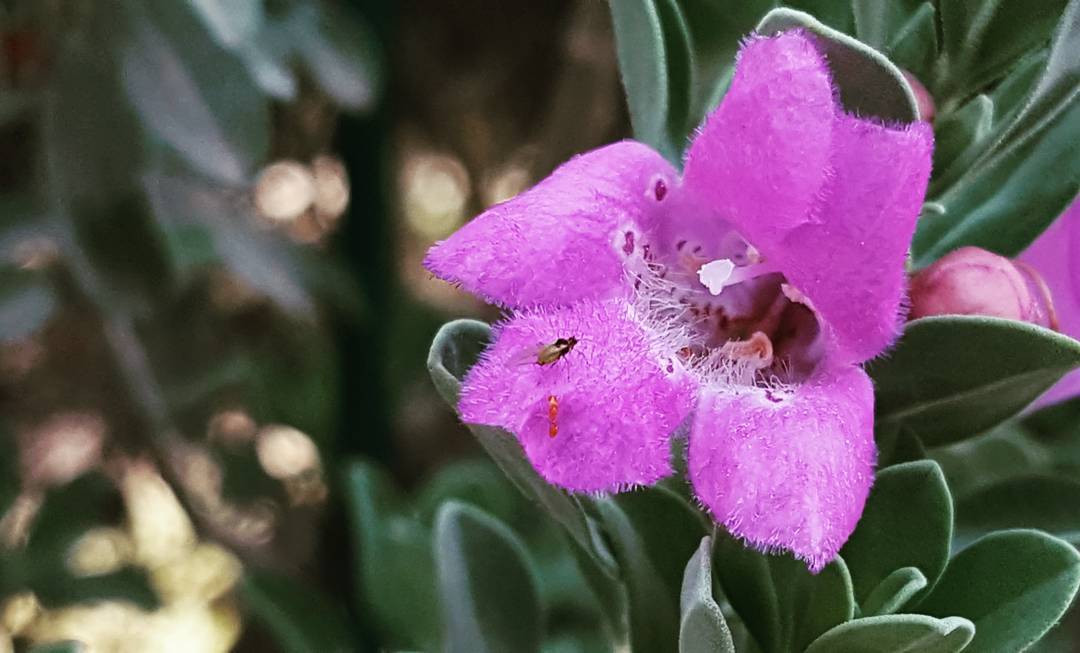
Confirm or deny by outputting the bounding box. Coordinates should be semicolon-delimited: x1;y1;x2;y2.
720;331;774;370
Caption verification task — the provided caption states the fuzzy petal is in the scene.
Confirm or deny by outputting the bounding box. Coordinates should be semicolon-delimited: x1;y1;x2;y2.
778;118;933;363
681;31;836;250
425;141;677;308
459;299;694;492
688;366;876;572
1020;197;1080;407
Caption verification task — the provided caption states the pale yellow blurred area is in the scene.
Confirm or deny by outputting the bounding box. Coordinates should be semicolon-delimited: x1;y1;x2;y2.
0;411;332;652
8;465;243;653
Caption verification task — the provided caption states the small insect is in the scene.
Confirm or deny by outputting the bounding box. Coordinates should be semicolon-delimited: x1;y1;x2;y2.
535;336;579;366
547;395;559;438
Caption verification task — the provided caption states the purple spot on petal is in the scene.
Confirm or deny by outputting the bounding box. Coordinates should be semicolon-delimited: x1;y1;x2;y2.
623;231;635;255
654;179;668;201
764;390;783;404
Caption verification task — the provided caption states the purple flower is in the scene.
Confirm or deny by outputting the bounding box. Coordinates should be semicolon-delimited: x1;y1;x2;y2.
426;31;933;571
1019;197;1080;408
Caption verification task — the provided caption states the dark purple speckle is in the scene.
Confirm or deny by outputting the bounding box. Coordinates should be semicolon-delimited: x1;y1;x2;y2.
654;179;667;201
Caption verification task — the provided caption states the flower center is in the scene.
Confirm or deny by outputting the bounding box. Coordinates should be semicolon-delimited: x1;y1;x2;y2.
624;237;824;389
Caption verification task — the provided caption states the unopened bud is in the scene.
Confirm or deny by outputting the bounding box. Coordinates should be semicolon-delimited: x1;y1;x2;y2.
902;70;935;123
910;246;1057;328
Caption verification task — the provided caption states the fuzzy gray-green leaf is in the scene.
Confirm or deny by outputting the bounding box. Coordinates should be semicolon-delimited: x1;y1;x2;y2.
918;529;1080;653
679;537;735;653
435;502;543;653
610;0;695;163
756;8;918;123
711;530;854;653
594;487;706;653
954;475;1080;548
240;570;354;653
804;614;974;653
427;320;617;574
841;461;952;606
868;316;1080;445
860;567;929;616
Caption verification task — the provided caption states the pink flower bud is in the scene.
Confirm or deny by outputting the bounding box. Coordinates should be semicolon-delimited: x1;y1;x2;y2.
902;71;935;123
909;246;1058;328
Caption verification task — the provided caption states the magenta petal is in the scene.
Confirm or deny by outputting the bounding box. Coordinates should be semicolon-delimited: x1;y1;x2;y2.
459;300;695;492
778;117;934;364
688;366;876;572
1020;197;1080;407
682;31;836;247
425;141;676;308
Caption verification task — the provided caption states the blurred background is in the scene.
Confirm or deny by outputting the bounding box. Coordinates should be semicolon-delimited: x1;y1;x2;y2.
5;1;1080;652
0;0;632;651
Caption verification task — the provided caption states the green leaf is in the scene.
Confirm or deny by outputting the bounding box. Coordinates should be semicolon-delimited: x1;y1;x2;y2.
711;530;854;653
987;50;1048;125
913;3;1080;264
416;463;600;625
27;473;117;563
930;94;994;193
46;17;143;217
240;570;354;653
610;0;695;163
414;458;520;528
32;568;159;611
841;461;952;608
283;4;382;112
876;426;928;469
435;502;543;653
142;172;315;314
679;537;735;653
883;2;938;82
593;487;707;653
804;614;974;653
987;0;1080;154
918;529;1080;653
427;320;616;574
0;426;18;518
860;567;929;617
566;537;630;646
869;316;1080;445
928;421;1055;499
777;554;855;652
28;643;86;653
851;0;925;51
342;461;438;650
920;129;1079;261
0;271;57;343
935;0;1068;101
1024;396;1080;473
954;475;1080;548
678;0;772;122
710;530;782;653
427;320;492;406
783;0;854;32
121;0;270;184
756;8;918;123
187;0;262;49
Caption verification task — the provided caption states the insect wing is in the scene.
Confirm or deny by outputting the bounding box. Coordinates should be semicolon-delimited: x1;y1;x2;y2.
507;342;546;368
